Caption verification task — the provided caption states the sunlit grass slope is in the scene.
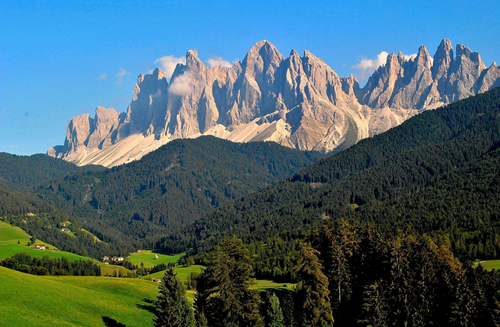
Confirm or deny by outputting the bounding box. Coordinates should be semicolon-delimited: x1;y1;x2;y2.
128;250;184;268
475;260;500;271
0;266;158;327
143;264;204;283
0;221;131;276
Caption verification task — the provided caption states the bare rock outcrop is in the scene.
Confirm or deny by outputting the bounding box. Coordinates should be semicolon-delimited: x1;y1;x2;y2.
359;39;498;110
49;39;500;167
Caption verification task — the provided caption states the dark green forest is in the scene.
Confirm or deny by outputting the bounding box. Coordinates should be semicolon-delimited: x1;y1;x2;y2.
158;87;500;256
0;152;103;192
1;252;101;276
166;229;500;327
3;87;500;326
0;137;323;258
31;137;323;249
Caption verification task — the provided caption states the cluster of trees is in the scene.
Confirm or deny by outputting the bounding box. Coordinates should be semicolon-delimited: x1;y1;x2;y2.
306;219;500;326
122;260;176;276
249;237;302;282
0;182;54;216
1;252;101;276
30;137;323;249
158;87;500;255
155;228;500;327
1;213;132;260
0;152;101;192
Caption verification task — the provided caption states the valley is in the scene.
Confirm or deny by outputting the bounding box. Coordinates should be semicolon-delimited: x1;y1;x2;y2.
2;36;500;326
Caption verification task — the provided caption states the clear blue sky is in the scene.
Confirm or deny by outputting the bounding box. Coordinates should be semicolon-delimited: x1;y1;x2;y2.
1;0;499;155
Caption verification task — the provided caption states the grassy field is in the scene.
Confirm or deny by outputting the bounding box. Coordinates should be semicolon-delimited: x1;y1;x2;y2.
0;221;31;245
0;266;159;327
474;260;500;271
0;221;131;276
0;243;93;261
252;279;296;290
128;250;184;268
143;265;205;283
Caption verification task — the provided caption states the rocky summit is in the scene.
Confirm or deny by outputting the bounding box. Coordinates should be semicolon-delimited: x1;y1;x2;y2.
48;39;500;167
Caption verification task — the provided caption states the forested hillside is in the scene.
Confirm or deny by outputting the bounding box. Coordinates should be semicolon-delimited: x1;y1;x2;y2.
31;137;323;248
0;182;132;259
0;152;103;192
158;87;500;254
0;182;54;216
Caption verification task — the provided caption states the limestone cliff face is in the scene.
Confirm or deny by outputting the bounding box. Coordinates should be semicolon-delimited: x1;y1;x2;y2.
359;39;499;110
49;39;500;167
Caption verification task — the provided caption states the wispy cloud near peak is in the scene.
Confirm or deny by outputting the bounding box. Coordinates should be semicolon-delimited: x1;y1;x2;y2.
116;68;130;85
154;56;186;79
207;56;232;68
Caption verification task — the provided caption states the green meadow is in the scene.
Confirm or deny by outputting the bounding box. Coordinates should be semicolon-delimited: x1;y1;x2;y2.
1;220;295;324
474;260;500;271
253;279;296;290
0;221;131;276
0;220;52;247
128;250;184;268
0;266;159;327
143;264;205;283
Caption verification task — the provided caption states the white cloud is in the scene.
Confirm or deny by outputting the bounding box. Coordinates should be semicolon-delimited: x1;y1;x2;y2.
404;53;417;61
154;55;186;79
352;51;389;80
97;73;107;81
115;68;130;85
207;56;232;68
169;72;193;96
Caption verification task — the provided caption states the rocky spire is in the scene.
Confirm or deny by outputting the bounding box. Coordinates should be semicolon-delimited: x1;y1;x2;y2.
49;39;500;167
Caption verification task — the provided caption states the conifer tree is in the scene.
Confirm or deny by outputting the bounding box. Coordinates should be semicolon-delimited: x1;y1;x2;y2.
358;282;388;327
195;235;263;327
154;268;195;327
266;293;284;327
295;243;334;327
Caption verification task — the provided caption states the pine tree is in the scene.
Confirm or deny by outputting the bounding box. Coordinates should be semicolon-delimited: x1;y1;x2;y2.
358;282;388;327
154;268;195;327
267;293;284;327
295;243;334;327
195;235;263;327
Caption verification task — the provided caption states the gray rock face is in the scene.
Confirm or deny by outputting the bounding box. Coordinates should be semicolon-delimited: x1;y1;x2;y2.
359;39;498;110
49;39;500;167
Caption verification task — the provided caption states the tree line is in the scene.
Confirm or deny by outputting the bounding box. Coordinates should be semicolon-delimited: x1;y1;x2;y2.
154;225;500;326
1;252;101;276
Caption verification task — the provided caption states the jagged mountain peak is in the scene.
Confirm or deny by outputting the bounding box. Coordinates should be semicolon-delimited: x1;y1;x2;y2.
415;45;432;69
242;40;284;76
49;39;500;167
289;49;300;58
456;43;472;58
432;39;454;81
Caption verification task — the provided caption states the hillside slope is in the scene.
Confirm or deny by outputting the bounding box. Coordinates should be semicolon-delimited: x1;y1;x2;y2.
0;267;157;327
0;152;103;192
158;87;500;254
35;137;324;247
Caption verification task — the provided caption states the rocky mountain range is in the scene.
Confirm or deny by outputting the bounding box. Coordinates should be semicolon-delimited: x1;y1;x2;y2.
48;39;500;167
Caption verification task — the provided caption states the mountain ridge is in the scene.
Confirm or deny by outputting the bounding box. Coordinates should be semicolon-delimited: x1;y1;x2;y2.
48;39;500;167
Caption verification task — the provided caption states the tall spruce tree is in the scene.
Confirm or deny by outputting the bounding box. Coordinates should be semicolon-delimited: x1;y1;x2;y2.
267;293;284;327
195;235;263;327
154;268;195;327
295;243;334;327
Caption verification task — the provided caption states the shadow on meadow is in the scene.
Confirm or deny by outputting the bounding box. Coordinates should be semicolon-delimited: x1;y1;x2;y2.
102;316;126;327
136;298;156;314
